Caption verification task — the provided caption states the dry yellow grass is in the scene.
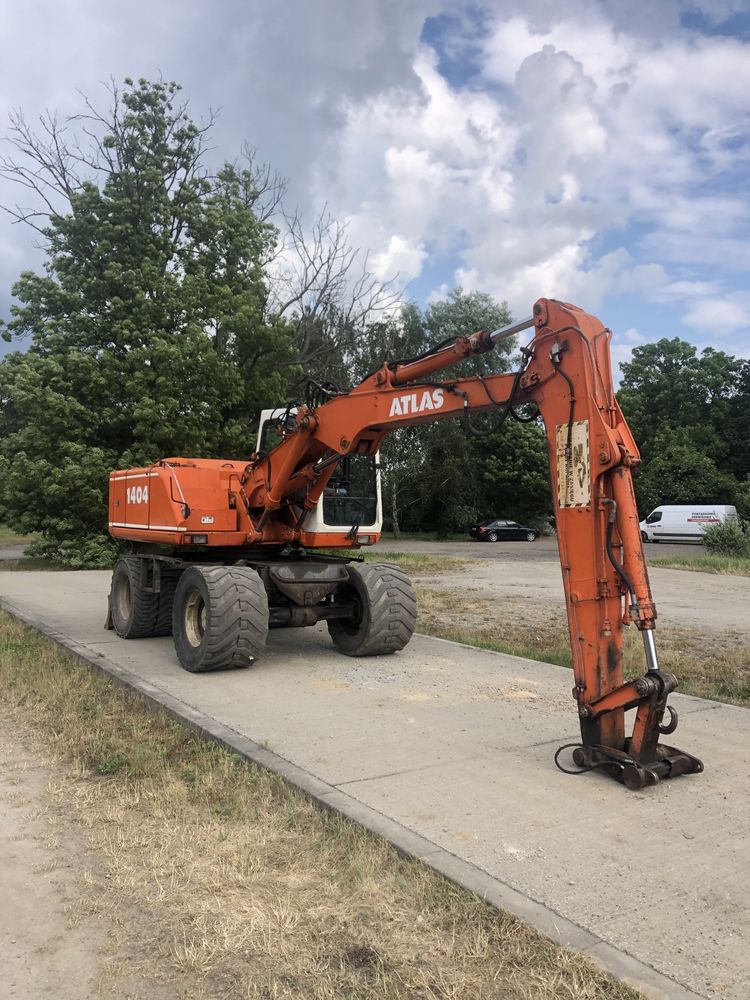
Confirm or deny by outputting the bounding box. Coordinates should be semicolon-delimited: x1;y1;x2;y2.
416;586;750;706
0;609;640;1000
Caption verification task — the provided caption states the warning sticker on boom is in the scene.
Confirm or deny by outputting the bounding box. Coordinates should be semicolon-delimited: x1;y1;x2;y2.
556;420;590;508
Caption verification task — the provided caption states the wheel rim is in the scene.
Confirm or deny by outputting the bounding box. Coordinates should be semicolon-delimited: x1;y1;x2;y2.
113;572;132;622
488;532;497;542
527;532;535;541
184;588;207;648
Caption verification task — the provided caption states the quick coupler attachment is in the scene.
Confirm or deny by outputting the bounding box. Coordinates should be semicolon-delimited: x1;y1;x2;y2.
571;741;704;790
562;669;704;788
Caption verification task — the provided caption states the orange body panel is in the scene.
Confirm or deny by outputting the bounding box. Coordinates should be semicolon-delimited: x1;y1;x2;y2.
109;461;380;550
109;461;245;546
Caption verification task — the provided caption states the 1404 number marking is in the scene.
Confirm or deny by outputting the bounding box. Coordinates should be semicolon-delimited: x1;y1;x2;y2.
126;485;149;504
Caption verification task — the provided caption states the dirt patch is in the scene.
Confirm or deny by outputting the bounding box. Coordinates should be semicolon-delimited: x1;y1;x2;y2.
0;714;180;999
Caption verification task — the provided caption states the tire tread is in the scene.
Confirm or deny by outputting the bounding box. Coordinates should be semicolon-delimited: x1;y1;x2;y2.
328;562;416;657
173;566;268;672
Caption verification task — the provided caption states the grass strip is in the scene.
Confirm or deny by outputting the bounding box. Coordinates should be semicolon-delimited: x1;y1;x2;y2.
366;550;470;574
416;586;750;707
0;609;640;1000
0;524;36;545
319;549;471;575
0;551;468;576
0;557;63;572
649;553;750;576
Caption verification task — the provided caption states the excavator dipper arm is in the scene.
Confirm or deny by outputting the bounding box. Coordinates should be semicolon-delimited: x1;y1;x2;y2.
241;298;703;788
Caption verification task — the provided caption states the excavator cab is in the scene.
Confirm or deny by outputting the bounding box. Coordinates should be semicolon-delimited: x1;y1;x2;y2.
256;409;383;537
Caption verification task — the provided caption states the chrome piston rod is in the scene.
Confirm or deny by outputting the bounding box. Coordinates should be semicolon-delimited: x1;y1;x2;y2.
489;316;535;345
641;627;659;674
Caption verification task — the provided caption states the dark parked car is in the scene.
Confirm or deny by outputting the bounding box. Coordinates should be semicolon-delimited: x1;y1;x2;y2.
470;518;539;542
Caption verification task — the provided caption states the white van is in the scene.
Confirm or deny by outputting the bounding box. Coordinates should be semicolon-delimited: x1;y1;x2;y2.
639;505;738;543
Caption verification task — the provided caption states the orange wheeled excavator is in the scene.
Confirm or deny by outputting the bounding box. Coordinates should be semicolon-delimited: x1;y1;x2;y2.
108;298;703;789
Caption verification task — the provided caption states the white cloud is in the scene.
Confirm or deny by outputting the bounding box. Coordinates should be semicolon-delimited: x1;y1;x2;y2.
658;280;724;301
610;326;645;380
371;235;428;282
682;294;750;336
314;3;750;325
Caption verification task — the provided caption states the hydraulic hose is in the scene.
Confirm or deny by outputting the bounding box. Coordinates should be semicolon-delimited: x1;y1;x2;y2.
601;497;637;607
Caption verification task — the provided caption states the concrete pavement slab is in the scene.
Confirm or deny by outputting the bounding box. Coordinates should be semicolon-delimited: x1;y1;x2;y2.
1;569;747;1000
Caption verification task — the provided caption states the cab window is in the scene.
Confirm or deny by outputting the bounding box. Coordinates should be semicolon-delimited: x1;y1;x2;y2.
323;454;377;526
259;416;286;452
646;511;662;524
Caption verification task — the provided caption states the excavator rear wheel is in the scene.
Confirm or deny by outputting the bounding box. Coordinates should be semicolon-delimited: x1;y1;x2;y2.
328;563;416;657
110;556;159;638
172;566;269;672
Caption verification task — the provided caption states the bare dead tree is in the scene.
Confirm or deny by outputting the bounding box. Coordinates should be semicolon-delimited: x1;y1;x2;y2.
0;109;85;238
267;207;401;380
0;78;216;251
237;143;287;222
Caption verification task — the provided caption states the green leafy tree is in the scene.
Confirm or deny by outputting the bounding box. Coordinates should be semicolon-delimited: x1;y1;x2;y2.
725;360;750;484
400;421;484;537
0;78;293;565
619;339;740;468
619;338;746;515
475;421;550;525
366;289;544;537
633;427;738;514
424;287;512;377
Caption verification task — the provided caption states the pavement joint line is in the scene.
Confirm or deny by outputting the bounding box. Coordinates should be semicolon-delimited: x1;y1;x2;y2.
677;702;722;714
502;735;578;750
0;594;708;1000
334;753;488;787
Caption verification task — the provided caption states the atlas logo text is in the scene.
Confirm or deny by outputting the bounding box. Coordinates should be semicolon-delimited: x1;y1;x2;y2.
389;388;444;418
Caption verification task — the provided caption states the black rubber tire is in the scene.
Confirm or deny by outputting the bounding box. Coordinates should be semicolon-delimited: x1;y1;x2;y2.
487;531;498;542
153;576;177;637
110;556;159;639
327;563;416;657
172;566;269;673
641;531;649;543
526;531;537;541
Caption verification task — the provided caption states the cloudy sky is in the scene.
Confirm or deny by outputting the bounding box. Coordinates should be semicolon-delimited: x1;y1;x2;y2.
1;0;749;371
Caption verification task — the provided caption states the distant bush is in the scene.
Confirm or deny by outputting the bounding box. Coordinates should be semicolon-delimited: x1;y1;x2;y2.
703;519;750;558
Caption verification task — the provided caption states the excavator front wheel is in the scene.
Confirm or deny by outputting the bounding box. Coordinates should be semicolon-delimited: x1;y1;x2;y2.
172;566;269;672
328;563;416;657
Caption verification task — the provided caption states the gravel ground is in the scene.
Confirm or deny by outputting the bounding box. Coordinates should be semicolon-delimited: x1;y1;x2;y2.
384;537;750;640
